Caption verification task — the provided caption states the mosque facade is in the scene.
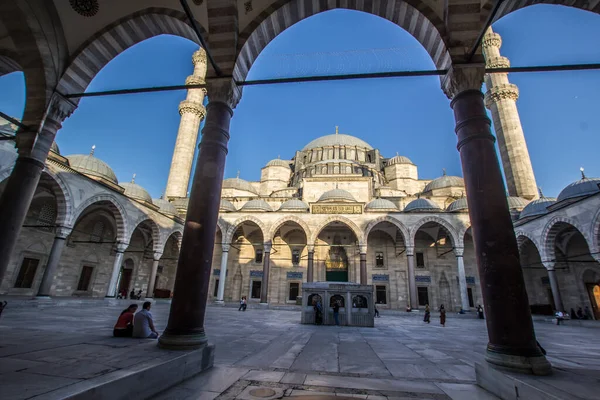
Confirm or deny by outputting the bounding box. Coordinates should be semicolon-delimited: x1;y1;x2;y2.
0;29;599;319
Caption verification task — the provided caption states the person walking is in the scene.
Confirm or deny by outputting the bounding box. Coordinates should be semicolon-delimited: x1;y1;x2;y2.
374;305;380;318
477;305;484;319
333;301;340;326
439;304;446;327
555;310;564;325
238;296;247;311
424;304;431;323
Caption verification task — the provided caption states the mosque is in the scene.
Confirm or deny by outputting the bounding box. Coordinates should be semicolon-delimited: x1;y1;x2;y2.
0;29;599;319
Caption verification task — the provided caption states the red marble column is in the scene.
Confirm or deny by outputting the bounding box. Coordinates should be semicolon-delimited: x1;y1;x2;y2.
307;247;314;283
260;244;271;304
359;252;367;284
159;87;236;349
446;67;550;375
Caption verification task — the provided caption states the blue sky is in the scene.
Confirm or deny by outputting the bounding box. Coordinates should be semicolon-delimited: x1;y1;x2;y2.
1;5;599;198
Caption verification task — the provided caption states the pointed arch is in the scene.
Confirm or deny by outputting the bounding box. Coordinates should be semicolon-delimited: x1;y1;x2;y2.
234;0;450;82
515;230;541;253
590;207;600;263
310;216;365;245
364;216;410;244
541;216;592;265
410;216;459;248
268;215;311;242
41;168;73;229
225;215;268;245
69;193;128;242
129;215;162;253
486;0;600;23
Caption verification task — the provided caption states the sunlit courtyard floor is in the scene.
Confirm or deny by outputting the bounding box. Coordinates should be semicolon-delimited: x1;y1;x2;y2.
1;300;599;400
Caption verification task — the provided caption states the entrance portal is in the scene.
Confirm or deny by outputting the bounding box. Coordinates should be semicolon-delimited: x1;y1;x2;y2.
326;245;348;282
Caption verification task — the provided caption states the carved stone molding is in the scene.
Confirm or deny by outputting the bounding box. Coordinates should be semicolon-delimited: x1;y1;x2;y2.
69;0;99;17
206;78;242;109
192;48;207;65
153;251;163;261
47;92;77;124
454;247;464;257
222;244;230;252
486;56;510;69
55;227;73;239
115;242;129;253
485;83;519;108
442;65;485;100
178;100;206;118
482;32;501;49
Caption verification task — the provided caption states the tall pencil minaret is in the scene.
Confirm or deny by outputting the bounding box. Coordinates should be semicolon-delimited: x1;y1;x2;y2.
482;28;538;200
165;48;207;200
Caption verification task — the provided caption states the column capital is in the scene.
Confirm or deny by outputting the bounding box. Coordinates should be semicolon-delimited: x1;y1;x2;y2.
222;244;230;252
55;226;72;239
442;64;485;100
544;261;556;271
359;244;367;254
485;83;519;108
179;100;206;118
47;92;77;123
454;247;464;257
307;245;315;253
192;48;207;65
153;251;163;261
263;242;272;253
115;242;129;253
206;78;242;110
405;246;415;256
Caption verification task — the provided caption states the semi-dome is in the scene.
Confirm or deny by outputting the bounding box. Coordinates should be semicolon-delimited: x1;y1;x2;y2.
220;199;236;212
519;196;556;220
240;199;272;212
67;149;118;184
557;177;600;202
266;158;291;168
423;173;464;193
222;177;258;194
386;154;413;166
446;197;468;212
303;133;372;151
153;198;177;216
507;196;528;211
404;198;442;212
365;198;399;212
318;189;356;202
279;199;309;212
120;179;153;204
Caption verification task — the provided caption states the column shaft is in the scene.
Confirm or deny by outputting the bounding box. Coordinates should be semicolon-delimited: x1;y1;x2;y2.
360;253;367;284
260;250;271;304
106;251;125;297
216;249;229;302
37;235;67;296
159;101;231;349
307;250;314;283
452;89;550;374
456;255;470;311
547;269;564;312
146;259;161;299
407;253;418;309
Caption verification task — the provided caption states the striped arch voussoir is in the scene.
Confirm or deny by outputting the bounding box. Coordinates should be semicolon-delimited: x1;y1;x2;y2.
410;216;459;248
70;193;128;243
364;216;410;245
129;215;162;253
310;216;365;246
41;168;73;229
225;216;268;245
487;0;600;23
515;230;541;254
269;215;311;242
541;216;590;265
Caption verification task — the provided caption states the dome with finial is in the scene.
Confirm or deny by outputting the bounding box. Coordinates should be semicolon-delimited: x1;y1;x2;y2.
446;197;469;212
557;168;600;203
404;198;442;212
279;199;309;212
423;170;464;193
318;188;356;203
387;153;413;166
120;174;153;204
507;196;528;211
153;197;177;216
266;156;291;168
220;199;237;212
240;199;272;212
223;172;258;194
520;189;556;220
365;198;399;212
67;145;118;184
302;126;373;151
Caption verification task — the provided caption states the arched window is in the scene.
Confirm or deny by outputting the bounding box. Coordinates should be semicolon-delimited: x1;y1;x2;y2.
308;293;322;306
330;294;345;307
352;295;368;308
37;202;56;232
367;154;372;163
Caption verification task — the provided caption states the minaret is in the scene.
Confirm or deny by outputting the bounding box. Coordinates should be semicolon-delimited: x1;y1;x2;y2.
165;48;207;200
482;28;538;200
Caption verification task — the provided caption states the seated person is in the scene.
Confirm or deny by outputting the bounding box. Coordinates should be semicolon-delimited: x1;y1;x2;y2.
133;301;159;339
113;304;138;337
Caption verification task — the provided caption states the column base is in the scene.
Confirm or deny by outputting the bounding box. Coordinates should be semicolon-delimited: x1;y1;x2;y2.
485;349;552;376
214;300;225;305
35;295;52;300
158;331;208;350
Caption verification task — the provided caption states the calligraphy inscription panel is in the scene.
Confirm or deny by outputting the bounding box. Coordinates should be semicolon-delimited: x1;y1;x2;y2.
312;204;362;214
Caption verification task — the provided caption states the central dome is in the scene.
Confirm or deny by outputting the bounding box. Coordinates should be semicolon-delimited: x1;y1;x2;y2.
303;134;372;151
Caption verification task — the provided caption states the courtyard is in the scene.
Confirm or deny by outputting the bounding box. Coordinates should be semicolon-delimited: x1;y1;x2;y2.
1;301;599;400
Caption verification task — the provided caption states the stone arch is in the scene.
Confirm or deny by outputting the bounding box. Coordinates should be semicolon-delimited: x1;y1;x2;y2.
234;0;450;82
589;207;600;262
164;229;183;251
0;50;21;77
364;216;410;244
69;193;128;242
486;1;600;23
410;216;459;248
268;215;311;243
456;223;471;248
217;217;228;239
541;216;592;265
310;216;365;245
56;7;206;102
225;216;268;245
515;230;542;253
41;169;73;229
129;215;162;253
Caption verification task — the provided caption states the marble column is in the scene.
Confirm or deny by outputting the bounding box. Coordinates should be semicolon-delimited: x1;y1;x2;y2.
307;245;314;283
260;243;272;304
159;79;240;350
455;247;470;311
37;227;72;297
106;242;129;297
545;263;564;312
406;246;418;309
145;252;163;299
443;65;551;375
0;94;75;284
359;245;367;284
216;244;230;303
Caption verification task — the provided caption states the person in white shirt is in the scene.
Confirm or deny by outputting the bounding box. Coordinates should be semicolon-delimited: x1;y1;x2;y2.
133;301;158;338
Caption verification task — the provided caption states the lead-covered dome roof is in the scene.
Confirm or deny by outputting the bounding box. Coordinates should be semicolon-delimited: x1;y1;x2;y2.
303;134;372;151
120;181;153;203
423;174;464;192
240;199;272;212
153;198;177;216
67;151;118;184
386;154;413;166
220;199;236;212
318;189;356;202
557;177;600;202
279;199;309;212
519;196;556;220
365;198;399;212
404;198;442;212
266;158;291;168
222;177;258;194
507;196;528;211
446;197;468;212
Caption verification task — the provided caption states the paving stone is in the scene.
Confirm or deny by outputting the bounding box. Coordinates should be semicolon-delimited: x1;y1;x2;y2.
0;371;81;400
181;366;250;393
281;372;307;384
244;370;286;382
434;383;499;400
304;374;444;394
0;358;46;374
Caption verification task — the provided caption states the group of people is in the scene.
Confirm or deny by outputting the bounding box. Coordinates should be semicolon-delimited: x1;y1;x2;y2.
113;301;159;339
423;304;447;326
116;289;143;300
569;306;593;320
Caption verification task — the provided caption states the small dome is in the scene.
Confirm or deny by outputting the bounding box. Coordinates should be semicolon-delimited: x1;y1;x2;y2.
557;177;600;202
318;189;356;203
519;196;556;220
266;158;291;168
303;133;372;151
67;153;118;184
507;196;529;211
365;198;399;212
240;199;272;212
120;182;153;203
386;154;413;166
404;198;442;212
50;142;60;154
222;177;258;194
279;199;309;212
446;197;468;212
220;199;236;212
153;198;177;216
423;174;464;193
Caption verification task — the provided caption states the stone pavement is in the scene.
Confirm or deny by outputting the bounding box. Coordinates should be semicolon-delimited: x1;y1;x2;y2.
1;300;599;399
